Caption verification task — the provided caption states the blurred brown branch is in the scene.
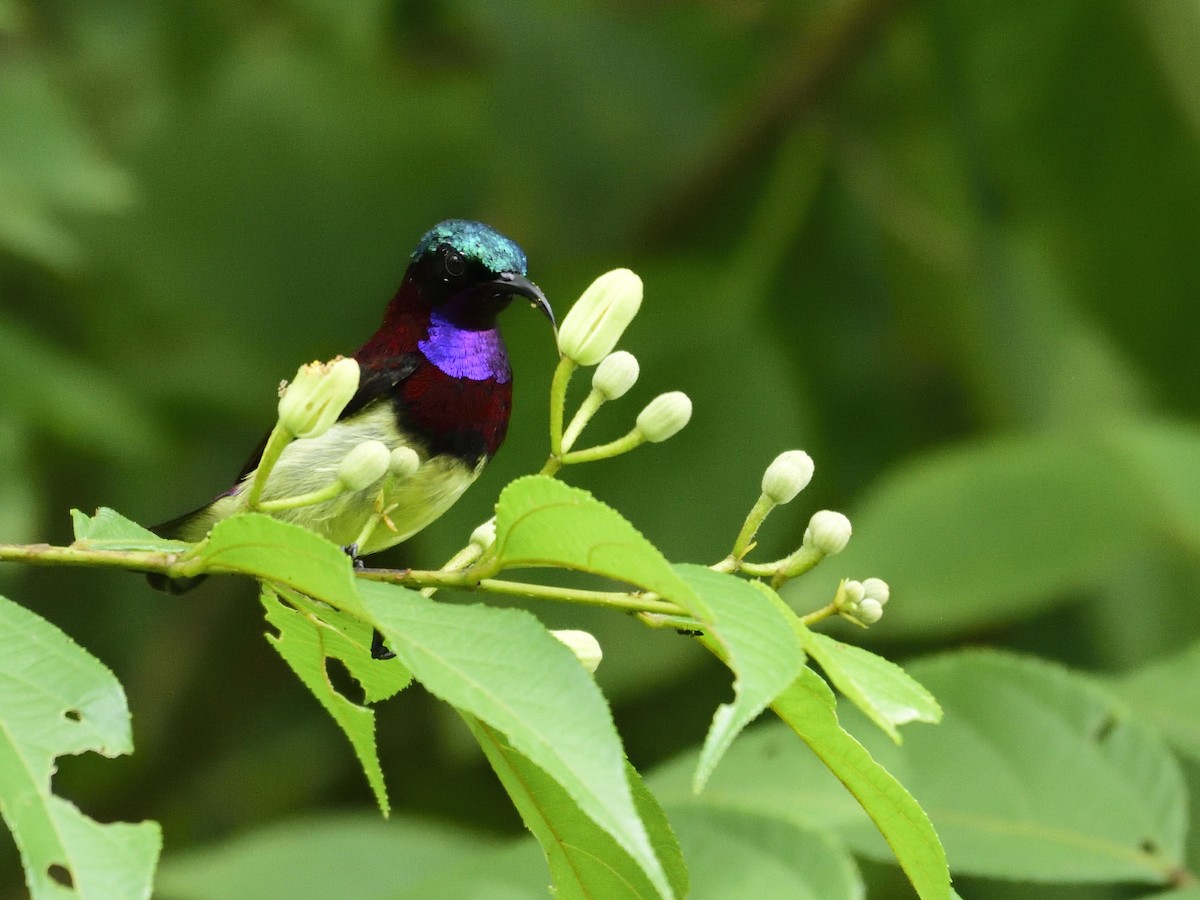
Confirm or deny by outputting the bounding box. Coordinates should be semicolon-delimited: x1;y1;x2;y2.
641;0;908;242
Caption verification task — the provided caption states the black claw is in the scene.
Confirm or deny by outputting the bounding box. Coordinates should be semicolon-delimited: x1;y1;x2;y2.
342;543;366;570
346;545;391;659
370;629;396;660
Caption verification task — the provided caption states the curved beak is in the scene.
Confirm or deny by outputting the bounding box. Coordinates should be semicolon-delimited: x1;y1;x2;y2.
493;271;555;331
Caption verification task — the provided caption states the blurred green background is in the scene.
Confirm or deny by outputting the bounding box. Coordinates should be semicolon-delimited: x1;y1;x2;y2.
3;0;1200;896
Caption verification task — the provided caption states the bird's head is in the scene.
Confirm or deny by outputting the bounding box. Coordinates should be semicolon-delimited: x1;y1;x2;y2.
408;220;553;331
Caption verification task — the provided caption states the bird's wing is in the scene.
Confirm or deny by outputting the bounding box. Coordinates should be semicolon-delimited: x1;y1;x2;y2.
152;353;423;541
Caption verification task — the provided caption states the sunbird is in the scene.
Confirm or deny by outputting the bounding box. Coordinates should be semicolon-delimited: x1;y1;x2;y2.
152;220;552;655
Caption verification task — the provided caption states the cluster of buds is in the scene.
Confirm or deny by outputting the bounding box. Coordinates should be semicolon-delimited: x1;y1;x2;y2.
834;577;890;627
554;269;692;459
729;450;890;627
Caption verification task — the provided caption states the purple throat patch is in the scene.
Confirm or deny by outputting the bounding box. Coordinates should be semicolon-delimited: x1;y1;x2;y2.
419;310;512;382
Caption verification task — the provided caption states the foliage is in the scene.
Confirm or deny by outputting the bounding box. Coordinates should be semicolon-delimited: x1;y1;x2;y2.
2;0;1200;897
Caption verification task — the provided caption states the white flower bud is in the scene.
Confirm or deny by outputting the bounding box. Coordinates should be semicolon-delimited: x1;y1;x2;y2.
557;269;643;366
803;510;852;556
839;579;865;610
278;357;360;439
388;446;420;480
551;629;603;673
862;577;890;606
592;351;640;400
635;391;692;443
761;450;815;505
337;440;390;491
855;597;884;625
470;517;496;551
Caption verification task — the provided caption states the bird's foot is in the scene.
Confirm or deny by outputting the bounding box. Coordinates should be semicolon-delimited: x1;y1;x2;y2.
342;543;366;570
370;629;396;661
342;544;394;659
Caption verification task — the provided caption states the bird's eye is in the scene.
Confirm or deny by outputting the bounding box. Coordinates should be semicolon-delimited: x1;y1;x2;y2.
444;250;466;277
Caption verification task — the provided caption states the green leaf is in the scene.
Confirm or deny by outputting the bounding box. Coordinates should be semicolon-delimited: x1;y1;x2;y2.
464;715;687;899
492;475;711;620
0;419;39;589
771;667;951;899
0;594;161;898
798;628;941;743
0;312;159;458
0;62;133;270
493;479;805;793
647;722;864;835
672;566;805;792
260;588;401;814
71;507;189;552
781;433;1143;638
359;580;674;899
849;651;1188;884
1112;639;1200;765
666;806;863;900
156;814;503;900
196;513;362;613
1111;418;1200;554
278;588;411;705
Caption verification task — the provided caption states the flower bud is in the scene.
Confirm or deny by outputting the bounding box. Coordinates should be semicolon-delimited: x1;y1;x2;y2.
337;440;390;491
470;517;497;551
838;579;865;610
388;446;420;480
862;577;890;606
803;510;852;556
761;450;815;505
551;629;603;673
635;391;692;443
592;351;640;400
278;357;360;439
854;597;884;625
557;269;643;366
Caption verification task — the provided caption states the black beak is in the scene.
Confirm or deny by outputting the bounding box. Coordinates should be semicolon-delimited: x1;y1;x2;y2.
493;271;555;330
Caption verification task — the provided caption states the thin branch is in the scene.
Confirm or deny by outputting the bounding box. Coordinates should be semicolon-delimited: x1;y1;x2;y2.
640;0;908;242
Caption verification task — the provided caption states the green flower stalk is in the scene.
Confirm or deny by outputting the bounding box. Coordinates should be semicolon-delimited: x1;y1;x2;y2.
561;351;641;453
732;449;815;559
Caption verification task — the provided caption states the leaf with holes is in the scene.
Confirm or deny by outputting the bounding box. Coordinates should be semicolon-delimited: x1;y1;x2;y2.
837;651;1189;884
261;587;402;814
1112;639;1200;765
0;594;161;897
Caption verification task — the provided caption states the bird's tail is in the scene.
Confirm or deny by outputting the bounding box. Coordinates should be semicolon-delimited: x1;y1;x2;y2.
145;504;211;594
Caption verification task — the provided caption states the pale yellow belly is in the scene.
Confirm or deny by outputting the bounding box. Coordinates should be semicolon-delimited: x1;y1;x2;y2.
182;404;483;554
